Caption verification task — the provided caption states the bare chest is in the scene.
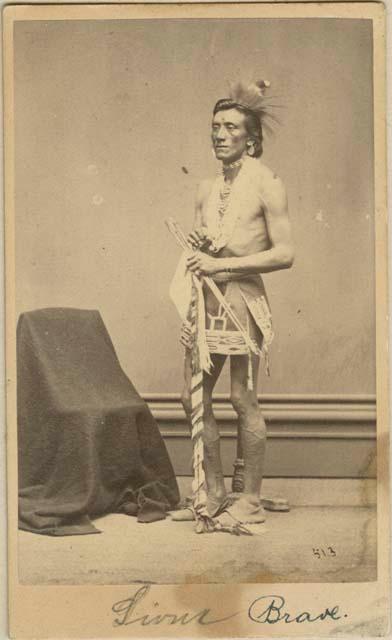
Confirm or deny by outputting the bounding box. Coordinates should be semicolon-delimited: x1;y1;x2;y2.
201;177;269;255
200;190;264;227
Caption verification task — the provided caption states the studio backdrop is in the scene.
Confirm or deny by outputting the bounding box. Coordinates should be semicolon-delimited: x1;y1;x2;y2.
14;17;376;477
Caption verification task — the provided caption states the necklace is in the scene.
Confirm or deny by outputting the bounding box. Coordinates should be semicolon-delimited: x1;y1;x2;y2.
221;157;244;176
207;156;256;254
217;181;231;220
218;157;247;217
216;158;246;233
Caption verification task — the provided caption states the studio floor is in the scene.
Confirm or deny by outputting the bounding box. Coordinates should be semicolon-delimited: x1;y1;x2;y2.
18;478;377;585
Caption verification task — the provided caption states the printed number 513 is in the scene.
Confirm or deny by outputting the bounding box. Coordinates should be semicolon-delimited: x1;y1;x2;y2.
313;547;336;558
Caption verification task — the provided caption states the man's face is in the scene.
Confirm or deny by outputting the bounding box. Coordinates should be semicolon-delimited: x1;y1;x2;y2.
211;109;248;163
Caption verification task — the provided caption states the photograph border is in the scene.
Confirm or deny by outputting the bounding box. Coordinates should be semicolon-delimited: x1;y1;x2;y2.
4;3;389;637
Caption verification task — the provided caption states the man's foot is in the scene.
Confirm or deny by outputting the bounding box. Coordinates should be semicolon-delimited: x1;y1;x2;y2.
216;496;266;525
228;491;290;512
207;493;227;517
171;506;195;521
171;493;227;521
260;496;290;512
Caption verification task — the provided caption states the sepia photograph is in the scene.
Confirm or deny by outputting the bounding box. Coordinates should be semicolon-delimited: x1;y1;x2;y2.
4;2;389;638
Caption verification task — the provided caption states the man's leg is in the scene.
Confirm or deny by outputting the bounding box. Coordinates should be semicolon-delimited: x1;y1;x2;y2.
202;353;228;511
220;353;267;523
175;349;227;518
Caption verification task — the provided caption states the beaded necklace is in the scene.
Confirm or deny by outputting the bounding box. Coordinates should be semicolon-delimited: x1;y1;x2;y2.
206;156;258;253
216;158;244;241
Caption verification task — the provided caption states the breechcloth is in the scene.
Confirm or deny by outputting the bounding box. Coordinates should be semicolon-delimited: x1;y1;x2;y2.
203;274;272;357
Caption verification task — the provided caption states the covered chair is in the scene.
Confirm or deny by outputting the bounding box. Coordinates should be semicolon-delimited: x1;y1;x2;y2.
17;307;179;535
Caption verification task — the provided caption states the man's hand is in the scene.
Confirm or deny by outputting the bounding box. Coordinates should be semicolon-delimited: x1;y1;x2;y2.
180;321;193;349
187;251;218;277
187;227;211;251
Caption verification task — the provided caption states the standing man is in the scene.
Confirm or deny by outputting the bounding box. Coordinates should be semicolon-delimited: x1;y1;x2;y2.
173;80;294;527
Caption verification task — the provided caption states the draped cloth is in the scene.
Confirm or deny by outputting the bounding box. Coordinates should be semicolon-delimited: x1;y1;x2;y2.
17;308;180;536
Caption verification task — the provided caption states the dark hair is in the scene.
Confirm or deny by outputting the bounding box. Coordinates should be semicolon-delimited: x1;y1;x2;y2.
213;99;263;158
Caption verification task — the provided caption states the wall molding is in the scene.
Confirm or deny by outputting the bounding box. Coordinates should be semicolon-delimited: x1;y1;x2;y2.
143;394;376;477
143;393;376;440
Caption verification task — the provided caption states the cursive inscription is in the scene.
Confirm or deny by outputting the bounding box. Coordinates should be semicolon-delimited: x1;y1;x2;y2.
112;585;240;627
248;595;343;624
112;587;346;628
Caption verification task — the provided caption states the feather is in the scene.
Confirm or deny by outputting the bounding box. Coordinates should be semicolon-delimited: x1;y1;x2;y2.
228;79;280;133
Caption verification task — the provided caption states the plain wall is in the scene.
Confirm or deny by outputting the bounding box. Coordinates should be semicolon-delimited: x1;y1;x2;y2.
14;18;375;395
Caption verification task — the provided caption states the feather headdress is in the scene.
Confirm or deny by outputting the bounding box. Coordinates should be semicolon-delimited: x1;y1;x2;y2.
215;79;279;134
229;79;270;110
